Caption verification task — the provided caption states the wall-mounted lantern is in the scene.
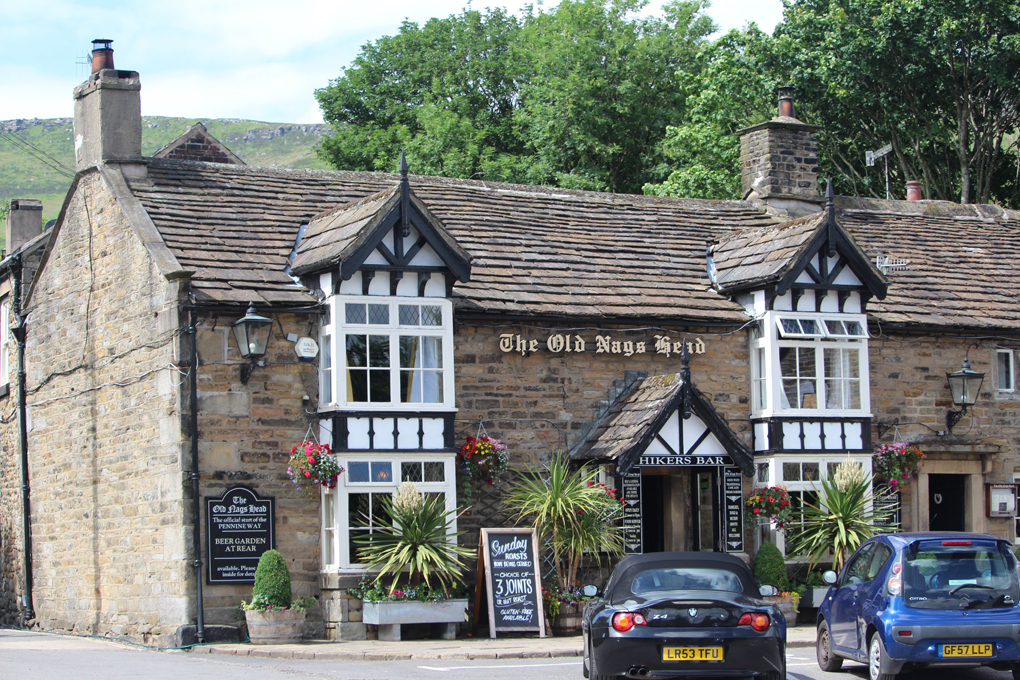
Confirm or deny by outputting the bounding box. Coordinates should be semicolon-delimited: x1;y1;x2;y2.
232;302;273;384
946;356;984;433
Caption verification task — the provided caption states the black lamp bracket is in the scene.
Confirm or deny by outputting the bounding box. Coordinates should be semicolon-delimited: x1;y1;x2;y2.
240;360;258;385
946;404;969;433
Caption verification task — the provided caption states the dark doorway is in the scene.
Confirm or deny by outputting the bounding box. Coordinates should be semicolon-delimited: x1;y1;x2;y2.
690;468;719;551
641;475;665;553
928;474;966;532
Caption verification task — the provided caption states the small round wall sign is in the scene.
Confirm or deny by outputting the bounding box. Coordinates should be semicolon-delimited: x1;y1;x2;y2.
294;336;319;362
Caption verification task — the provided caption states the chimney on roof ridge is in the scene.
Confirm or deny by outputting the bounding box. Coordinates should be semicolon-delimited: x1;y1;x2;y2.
73;39;144;174
906;180;923;201
90;39;114;74
736;85;822;219
5;199;43;254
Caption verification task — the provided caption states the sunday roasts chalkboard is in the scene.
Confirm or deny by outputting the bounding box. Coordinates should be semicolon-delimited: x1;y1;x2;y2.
479;528;545;638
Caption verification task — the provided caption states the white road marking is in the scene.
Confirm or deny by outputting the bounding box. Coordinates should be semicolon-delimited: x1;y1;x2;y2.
418;662;582;672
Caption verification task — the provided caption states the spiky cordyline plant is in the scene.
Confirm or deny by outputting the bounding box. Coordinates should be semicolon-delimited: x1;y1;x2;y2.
354;485;472;593
505;452;624;591
785;466;896;571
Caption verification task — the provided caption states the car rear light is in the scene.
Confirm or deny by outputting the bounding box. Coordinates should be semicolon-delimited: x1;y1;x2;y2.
738;612;770;632
612;612;647;632
887;577;901;596
898;631;912;637
942;540;972;546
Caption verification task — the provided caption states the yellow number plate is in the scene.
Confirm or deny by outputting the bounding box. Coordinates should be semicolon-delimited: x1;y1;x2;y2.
662;646;724;662
940;643;993;658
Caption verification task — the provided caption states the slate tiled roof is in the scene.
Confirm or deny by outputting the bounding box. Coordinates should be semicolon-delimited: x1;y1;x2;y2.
124;158;1020;330
572;373;685;463
709;212;823;291
128;159;776;318
835;197;1020;330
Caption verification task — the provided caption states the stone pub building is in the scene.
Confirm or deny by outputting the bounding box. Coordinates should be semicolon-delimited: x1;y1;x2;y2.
3;42;1020;644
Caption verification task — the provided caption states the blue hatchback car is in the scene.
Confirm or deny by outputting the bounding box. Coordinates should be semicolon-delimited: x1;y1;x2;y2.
816;532;1020;680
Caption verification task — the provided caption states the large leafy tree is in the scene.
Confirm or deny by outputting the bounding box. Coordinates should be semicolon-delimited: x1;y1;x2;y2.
315;7;526;177
644;26;782;199
315;0;716;193
778;0;1020;204
516;0;716;193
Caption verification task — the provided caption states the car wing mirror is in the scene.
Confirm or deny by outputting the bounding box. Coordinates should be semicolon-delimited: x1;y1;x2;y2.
581;584;599;598
758;584;779;597
822;570;837;585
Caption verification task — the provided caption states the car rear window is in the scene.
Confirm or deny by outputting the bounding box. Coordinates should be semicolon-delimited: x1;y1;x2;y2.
629;567;744;596
902;541;1019;610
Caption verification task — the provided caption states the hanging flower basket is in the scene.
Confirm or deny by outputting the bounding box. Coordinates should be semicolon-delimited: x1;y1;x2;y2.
457;434;509;505
873;442;924;490
745;485;793;530
287;441;344;491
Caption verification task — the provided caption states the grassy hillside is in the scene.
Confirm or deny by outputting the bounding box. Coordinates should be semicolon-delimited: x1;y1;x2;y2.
0;117;331;224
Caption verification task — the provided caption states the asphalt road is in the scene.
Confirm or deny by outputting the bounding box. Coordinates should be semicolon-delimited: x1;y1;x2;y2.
2;629;1018;680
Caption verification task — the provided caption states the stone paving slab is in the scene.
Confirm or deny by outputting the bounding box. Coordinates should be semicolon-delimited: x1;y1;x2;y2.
194;626;815;660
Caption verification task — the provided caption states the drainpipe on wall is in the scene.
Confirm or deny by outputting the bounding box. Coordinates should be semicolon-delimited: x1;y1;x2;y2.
188;309;205;643
9;253;35;621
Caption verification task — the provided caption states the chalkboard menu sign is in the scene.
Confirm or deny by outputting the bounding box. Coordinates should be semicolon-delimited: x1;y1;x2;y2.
478;528;545;638
621;471;643;554
205;486;275;584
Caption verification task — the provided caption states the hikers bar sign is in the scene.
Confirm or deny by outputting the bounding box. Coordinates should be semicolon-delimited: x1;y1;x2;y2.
475;528;546;638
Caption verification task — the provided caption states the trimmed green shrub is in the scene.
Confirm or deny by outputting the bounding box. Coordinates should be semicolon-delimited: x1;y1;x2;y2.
754;542;789;592
252;549;292;608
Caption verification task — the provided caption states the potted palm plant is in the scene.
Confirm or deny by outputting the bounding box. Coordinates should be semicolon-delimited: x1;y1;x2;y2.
785;458;897;571
240;549;316;644
505;452;625;634
354;482;473;641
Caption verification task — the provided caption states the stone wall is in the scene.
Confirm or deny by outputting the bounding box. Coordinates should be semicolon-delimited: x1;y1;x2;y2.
452;321;752;467
16;169;188;644
868;333;1020;538
192;312;322;635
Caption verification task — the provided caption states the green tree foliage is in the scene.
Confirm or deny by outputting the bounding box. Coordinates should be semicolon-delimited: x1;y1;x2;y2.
315;7;525;178
645;26;782;199
315;0;715;194
252;549;292;608
753;541;789;592
777;0;1020;204
517;0;715;193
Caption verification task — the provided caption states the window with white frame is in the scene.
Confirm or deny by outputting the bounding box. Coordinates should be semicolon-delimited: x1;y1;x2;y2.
750;311;869;416
755;454;873;557
998;349;1014;393
0;299;9;388
321;454;457;569
329;296;454;409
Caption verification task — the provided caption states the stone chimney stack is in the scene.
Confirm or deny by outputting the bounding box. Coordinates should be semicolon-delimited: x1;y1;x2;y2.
73;39;143;172
737;86;822;218
5;199;43;254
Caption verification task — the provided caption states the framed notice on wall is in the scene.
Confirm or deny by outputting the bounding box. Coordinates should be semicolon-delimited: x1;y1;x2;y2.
475;528;546;638
205;485;275;584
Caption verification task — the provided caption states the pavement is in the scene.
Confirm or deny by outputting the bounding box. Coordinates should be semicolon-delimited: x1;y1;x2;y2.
190;625;817;661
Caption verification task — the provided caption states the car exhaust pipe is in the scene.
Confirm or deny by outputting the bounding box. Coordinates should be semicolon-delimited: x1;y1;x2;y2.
626;667;649;678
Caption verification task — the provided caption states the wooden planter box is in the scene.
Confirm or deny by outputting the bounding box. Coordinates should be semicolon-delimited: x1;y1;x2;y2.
362;599;468;641
244;608;305;645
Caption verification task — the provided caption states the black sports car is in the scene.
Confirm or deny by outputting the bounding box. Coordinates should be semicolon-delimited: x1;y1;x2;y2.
582;552;787;679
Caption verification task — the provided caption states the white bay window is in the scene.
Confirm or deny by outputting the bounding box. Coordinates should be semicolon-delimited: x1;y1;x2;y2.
751;311;870;416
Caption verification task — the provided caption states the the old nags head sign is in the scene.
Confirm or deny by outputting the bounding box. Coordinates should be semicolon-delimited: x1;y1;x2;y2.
205;486;276;584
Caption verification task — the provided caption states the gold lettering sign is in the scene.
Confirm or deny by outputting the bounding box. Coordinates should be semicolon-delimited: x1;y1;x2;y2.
498;333;705;357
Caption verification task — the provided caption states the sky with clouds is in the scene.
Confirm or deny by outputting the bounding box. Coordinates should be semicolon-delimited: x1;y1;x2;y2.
2;0;784;125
